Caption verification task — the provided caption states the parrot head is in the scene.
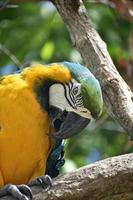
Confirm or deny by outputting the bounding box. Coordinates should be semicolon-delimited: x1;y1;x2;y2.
48;62;103;139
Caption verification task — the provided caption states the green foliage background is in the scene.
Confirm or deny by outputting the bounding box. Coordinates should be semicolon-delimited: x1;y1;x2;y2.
0;2;132;173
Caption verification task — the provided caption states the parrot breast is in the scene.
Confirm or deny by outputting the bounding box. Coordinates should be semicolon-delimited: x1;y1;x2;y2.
0;74;52;186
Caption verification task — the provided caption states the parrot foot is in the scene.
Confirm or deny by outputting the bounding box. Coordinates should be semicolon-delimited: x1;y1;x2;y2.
0;184;32;200
29;174;52;189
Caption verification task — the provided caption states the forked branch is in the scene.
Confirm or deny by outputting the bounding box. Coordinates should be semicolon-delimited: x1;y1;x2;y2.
52;0;133;139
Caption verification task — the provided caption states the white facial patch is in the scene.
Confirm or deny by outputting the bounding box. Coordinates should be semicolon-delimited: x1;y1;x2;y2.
49;84;72;112
49;79;94;120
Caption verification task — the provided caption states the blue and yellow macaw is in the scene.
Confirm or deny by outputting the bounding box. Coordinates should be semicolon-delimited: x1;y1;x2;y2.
0;62;103;199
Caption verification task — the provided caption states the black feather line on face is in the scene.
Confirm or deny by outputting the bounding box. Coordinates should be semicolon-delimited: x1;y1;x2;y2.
62;83;76;109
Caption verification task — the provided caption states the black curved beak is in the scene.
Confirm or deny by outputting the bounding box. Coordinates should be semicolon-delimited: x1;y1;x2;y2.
49;106;90;140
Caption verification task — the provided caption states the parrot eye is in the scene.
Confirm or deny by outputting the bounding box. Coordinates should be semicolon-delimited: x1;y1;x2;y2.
71;83;81;97
63;81;84;109
72;84;84;107
72;86;79;95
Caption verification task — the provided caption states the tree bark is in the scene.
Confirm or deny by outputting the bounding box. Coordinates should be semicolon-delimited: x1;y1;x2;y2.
1;153;133;200
52;0;133;139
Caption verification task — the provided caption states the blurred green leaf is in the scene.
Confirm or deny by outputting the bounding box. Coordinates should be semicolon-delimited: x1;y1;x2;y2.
40;41;55;61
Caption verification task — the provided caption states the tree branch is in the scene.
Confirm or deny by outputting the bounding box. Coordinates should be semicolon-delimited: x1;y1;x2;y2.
52;0;133;139
1;153;133;200
0;44;22;68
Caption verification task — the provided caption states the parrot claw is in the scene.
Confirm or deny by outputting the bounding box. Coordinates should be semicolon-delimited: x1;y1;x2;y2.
29;174;52;189
0;184;32;200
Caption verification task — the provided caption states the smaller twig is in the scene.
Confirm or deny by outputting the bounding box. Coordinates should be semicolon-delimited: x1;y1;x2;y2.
5;4;18;8
0;0;18;10
86;0;115;8
0;44;22;68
